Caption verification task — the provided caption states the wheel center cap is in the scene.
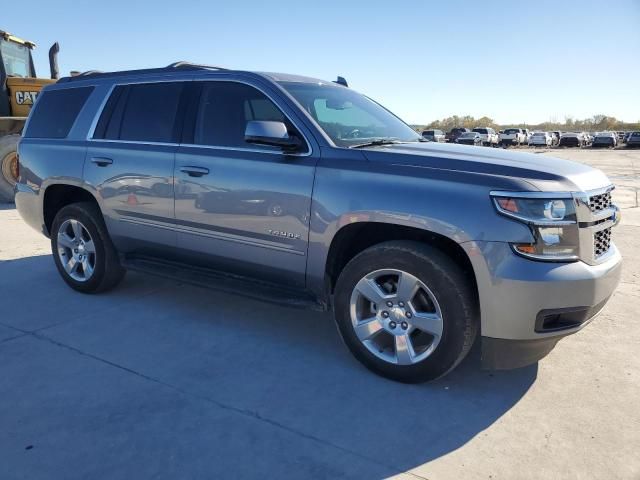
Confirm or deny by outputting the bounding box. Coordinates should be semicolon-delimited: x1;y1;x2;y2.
390;307;405;321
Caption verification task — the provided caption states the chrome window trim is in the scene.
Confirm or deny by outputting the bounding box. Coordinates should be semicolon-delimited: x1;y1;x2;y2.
85;83;117;140
85;77;313;157
177;142;309;157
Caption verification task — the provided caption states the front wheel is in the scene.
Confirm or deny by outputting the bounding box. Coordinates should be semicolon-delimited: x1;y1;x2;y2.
51;202;126;293
334;241;478;383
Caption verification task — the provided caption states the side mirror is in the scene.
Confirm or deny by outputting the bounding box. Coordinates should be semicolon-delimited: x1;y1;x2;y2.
245;121;302;152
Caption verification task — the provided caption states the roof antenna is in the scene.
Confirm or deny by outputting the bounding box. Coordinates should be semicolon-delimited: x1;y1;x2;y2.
334;76;348;87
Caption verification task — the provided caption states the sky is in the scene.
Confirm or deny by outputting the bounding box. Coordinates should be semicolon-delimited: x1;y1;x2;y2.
6;0;640;125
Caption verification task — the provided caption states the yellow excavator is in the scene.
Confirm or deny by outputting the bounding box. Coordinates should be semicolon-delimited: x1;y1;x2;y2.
1;29;59;202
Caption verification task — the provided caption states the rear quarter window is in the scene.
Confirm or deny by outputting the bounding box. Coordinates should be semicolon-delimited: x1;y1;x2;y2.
24;87;94;139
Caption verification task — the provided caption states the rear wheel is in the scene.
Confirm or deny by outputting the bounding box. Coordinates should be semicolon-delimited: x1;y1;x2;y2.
334;241;478;383
0;135;20;203
51;202;126;293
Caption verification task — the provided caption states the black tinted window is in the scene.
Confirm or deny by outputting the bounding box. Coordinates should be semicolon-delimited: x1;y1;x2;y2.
26;87;93;138
194;81;302;151
95;82;183;142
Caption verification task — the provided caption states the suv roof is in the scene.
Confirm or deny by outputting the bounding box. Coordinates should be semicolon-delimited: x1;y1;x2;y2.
57;62;336;87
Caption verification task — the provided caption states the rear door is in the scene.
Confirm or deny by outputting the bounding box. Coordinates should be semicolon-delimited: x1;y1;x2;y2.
173;79;318;288
85;81;187;250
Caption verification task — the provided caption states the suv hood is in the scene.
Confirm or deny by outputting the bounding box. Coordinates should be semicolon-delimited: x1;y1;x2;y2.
362;142;611;192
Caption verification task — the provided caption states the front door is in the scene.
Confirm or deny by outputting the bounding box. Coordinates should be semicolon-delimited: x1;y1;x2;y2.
174;80;317;288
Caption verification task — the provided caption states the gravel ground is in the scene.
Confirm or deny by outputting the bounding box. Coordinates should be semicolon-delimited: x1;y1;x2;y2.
0;148;638;480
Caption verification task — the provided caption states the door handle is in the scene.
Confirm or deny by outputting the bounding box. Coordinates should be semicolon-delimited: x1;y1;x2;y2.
90;157;113;167
180;166;209;177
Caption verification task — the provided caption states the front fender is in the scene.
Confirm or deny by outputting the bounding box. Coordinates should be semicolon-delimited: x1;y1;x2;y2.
305;153;534;299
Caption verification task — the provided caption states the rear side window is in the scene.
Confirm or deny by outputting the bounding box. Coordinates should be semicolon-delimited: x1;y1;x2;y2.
94;82;184;143
25;87;93;138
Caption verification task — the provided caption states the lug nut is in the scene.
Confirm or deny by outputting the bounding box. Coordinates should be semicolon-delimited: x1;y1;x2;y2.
401;321;409;330
386;301;393;307
398;301;405;308
405;312;412;319
389;321;397;329
382;311;389;318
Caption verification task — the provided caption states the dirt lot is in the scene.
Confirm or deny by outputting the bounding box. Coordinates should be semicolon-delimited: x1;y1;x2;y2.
0;149;638;480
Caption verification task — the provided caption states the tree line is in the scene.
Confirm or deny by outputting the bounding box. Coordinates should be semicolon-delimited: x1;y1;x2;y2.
413;115;640;133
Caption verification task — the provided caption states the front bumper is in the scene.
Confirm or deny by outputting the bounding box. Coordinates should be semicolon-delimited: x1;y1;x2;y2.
462;241;622;369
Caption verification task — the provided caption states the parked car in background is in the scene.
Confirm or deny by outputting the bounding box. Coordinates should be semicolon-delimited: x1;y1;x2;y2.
472;127;499;146
559;132;584;147
456;131;483;146
592;132;617;148
499;128;526;147
551;131;561;146
421;129;446;142
623;132;632;144
529;132;553;147
521;128;532;144
445;127;470;143
626;131;640;148
583;132;593;146
617;131;625;142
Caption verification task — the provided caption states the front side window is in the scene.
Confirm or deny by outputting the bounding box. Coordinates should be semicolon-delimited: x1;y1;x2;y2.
0;39;33;77
279;82;420;148
193;81;304;152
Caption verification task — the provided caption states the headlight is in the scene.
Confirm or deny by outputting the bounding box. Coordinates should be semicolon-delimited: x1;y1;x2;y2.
491;193;580;261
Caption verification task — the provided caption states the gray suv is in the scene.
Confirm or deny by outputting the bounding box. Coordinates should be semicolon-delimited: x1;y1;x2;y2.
15;63;622;383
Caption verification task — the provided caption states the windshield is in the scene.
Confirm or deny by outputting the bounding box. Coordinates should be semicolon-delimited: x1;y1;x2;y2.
504;129;520;134
279;82;421;147
0;39;33;77
460;132;476;138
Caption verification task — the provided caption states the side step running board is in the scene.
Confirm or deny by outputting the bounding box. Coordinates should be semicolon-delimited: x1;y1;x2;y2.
121;255;326;311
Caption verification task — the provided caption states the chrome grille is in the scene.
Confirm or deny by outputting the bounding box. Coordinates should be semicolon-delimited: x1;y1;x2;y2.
589;191;612;213
594;228;612;257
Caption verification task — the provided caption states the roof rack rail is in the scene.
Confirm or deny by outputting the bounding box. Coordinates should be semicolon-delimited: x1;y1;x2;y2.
166;61;228;71
78;70;104;76
58;62;232;83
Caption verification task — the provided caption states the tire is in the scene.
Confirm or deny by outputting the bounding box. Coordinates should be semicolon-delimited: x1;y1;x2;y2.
0;134;20;203
333;240;478;383
51;202;126;293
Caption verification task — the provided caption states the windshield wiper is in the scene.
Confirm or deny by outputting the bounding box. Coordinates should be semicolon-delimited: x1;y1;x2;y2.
349;139;404;149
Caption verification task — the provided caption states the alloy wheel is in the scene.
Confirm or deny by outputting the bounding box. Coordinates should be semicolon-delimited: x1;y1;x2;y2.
57;219;97;282
349;269;444;365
